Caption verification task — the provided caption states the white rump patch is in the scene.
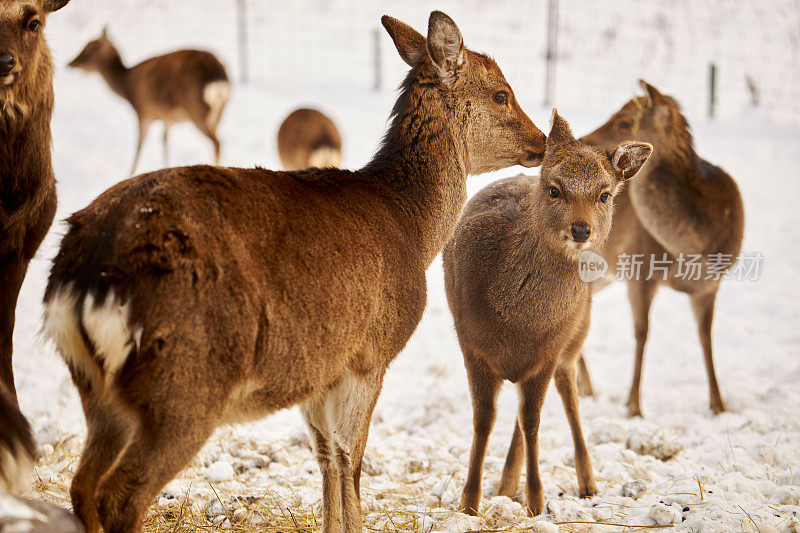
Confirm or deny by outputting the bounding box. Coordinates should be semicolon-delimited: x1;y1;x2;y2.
0;439;33;495
203;80;230;130
82;292;140;378
308;146;342;169
42;286;94;379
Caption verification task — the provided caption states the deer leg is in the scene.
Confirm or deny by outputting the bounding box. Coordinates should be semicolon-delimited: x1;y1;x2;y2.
460;355;502;515
70;402;136;533
626;279;659;417
518;362;556;516
576;353;595;397
162;123;170;168
0;257;29;403
329;370;384;533
554;360;596;498
690;290;725;414
301;398;342;533
130;119;151;177
497;421;523;499
193;118;221;165
95;400;215;533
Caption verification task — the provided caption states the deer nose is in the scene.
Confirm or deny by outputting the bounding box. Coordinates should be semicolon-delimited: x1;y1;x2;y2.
571;223;591;242
0;54;15;76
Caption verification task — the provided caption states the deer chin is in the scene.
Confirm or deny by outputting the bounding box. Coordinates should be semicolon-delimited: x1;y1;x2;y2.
561;236;593;258
0;74;15;87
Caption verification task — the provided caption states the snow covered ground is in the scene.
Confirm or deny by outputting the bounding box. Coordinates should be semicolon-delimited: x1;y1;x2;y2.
8;8;800;533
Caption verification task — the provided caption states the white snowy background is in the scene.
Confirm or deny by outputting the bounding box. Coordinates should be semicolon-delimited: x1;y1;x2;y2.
10;0;800;531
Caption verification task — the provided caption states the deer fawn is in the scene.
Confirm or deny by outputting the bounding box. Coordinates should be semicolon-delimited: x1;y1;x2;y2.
69;28;230;175
0;0;70;406
444;111;652;516
278;108;342;170
42;11;545;533
580;80;745;416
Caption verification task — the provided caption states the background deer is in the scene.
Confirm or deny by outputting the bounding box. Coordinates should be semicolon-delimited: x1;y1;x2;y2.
580;80;745;416
277;107;342;170
444;112;652;516
42;11;545;533
0;0;70;406
69;28;230;175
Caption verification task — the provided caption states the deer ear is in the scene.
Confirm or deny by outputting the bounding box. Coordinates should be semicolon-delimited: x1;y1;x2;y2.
546;109;578;150
639;79;671;125
610;141;653;181
381;16;426;67
427;11;464;86
44;0;70;13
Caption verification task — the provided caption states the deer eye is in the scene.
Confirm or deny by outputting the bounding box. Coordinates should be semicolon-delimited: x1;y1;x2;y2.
618;120;631;130
493;91;508;105
27;19;41;32
599;192;611;203
548;186;561;199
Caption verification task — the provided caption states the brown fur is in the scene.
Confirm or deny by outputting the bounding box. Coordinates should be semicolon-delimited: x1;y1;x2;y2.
580;80;745;416
0;0;69;405
42;12;546;533
69;29;230;175
444;112;652;516
277;108;342;170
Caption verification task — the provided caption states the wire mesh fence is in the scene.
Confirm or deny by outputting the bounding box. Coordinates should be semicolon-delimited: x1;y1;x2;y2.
51;0;800;126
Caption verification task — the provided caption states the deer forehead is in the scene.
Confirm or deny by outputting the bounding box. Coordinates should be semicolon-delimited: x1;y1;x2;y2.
546;154;615;193
0;1;38;19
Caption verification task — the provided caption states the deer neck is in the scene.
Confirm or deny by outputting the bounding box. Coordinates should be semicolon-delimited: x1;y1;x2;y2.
96;48;131;101
363;72;469;267
497;211;588;322
627;130;712;254
0;51;54;202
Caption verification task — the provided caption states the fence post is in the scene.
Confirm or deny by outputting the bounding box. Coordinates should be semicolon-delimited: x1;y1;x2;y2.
373;28;381;92
708;63;717;120
237;0;249;84
544;0;559;106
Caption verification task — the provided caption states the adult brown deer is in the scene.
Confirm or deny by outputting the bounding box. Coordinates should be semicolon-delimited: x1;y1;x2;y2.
580;80;745;416
444;111;652;516
277;107;342;170
69;28;230;175
42;11;546;533
0;0;70;404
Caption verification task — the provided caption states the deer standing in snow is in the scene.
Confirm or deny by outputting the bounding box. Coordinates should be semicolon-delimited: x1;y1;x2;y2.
444;112;652;516
580;81;745;416
0;0;70;404
69;29;230;175
277;107;342;170
43;12;546;533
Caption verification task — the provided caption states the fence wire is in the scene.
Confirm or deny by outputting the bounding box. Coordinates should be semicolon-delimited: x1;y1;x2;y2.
51;0;800;126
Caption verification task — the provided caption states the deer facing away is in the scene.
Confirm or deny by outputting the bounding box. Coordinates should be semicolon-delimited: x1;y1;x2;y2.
42;11;546;533
69;28;230;176
580;80;745;416
278;107;342;170
444;112;652;516
0;0;71;407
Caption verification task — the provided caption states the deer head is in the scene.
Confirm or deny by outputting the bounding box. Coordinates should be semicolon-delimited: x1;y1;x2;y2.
68;27;117;73
531;110;652;257
580;80;690;157
382;12;546;174
0;0;69;90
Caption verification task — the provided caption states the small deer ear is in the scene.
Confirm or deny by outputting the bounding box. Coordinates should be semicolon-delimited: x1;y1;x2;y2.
639;79;671;125
381;16;426;67
44;0;70;13
427;11;464;86
610;141;653;181
546;109;578;150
